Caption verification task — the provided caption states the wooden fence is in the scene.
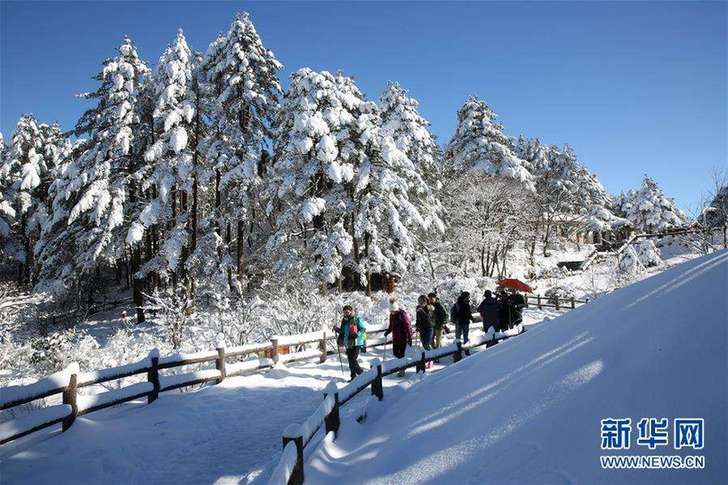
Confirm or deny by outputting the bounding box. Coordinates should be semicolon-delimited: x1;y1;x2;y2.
0;294;586;446
267;324;529;485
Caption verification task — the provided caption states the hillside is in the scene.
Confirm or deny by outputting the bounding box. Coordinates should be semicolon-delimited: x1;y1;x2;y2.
306;250;728;484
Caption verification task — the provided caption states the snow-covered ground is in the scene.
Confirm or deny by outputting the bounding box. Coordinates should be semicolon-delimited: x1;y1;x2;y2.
306;250;728;484
0;306;564;484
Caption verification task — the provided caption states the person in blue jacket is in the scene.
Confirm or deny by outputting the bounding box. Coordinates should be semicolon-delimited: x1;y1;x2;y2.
337;304;367;380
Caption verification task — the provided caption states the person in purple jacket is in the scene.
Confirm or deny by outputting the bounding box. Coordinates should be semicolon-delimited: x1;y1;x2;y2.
384;299;413;376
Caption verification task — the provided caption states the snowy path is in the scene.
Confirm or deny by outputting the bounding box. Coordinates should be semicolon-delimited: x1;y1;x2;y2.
0;307;565;485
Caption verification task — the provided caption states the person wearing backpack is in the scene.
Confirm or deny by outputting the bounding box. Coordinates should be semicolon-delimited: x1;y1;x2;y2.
384;299;413;376
453;291;473;346
477;290;499;334
337;305;367;380
508;290;527;329
428;292;449;349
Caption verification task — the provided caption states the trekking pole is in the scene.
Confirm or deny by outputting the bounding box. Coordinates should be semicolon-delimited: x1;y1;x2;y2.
336;344;345;376
332;326;346;377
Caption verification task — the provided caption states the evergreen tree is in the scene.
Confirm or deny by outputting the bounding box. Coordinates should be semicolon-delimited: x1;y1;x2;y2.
0;131;20;262
444;96;533;189
266;68;361;285
615;176;686;232
198;12;282;295
36;38;149;298
127;30;196;285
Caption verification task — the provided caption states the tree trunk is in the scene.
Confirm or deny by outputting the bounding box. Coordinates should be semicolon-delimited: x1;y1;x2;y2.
237;218;244;280
132;247;145;323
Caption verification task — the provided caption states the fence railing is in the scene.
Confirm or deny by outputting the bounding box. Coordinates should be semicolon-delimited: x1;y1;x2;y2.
0;295;586;446
267;324;528;485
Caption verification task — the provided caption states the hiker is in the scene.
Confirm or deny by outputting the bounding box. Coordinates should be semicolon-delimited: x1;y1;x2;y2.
337;305;367;381
384;299;413;376
496;287;510;332
477;290;499;333
415;295;435;353
452;291;473;345
508;290;527;329
428;292;449;349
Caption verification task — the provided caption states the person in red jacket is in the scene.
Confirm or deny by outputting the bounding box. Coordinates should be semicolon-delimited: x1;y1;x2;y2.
384;299;412;376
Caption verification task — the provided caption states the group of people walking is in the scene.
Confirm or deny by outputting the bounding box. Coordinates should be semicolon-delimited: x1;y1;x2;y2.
335;288;528;380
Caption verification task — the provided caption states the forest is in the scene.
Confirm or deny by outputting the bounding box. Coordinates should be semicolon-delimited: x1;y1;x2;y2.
1;12;725;384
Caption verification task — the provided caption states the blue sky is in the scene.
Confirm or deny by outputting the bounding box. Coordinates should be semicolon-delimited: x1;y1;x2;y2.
1;1;725;211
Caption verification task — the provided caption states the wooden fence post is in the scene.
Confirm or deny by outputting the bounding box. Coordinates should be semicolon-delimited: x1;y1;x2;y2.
147;354;160;404
324;392;341;437
537;294;542;310
271;337;280;364
371;362;384;401
555;296;560;310
282;431;304;485
62;373;78;432
216;346;226;383
454;341;463;362
319;331;327;363
570;297;575;309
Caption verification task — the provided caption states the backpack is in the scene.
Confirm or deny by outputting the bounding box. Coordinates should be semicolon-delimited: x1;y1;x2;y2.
450;303;457;322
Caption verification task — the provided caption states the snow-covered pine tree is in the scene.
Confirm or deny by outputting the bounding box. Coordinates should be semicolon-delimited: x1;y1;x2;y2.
0;116;69;282
515;137;627;255
266;68;360;286
2;115;42;277
268;70;442;289
441;98;535;275
197;12;282;296
378;81;443;230
444;96;533;189
0;131;20;263
615;176;686;233
351;83;444;290
35;37;149;300
127;30;196;288
379;82;442;186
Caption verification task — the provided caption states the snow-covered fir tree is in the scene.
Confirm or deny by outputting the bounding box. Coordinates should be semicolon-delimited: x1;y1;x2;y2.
127;30;196;284
267;69;444;289
0;131;19;262
0;116;70;282
704;183;727;228
615;176;686;232
378;82;443;231
514;137;627;255
266;68;363;286
444;96;533;189
35;37;149;296
195;12;282;299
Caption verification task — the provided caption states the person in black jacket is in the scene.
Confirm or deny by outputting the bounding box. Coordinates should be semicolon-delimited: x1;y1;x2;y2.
508;290;527;328
477;290;499;333
453;291;473;344
415;295;435;352
496;287;510;331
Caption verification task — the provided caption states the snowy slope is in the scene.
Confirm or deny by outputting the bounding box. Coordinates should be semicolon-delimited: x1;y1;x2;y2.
307;250;728;484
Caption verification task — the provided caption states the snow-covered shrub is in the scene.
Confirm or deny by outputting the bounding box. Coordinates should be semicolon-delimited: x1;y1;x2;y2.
544;285;575;304
618;240;662;274
432;275;480;306
634;240;662;268
144;288;195;350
